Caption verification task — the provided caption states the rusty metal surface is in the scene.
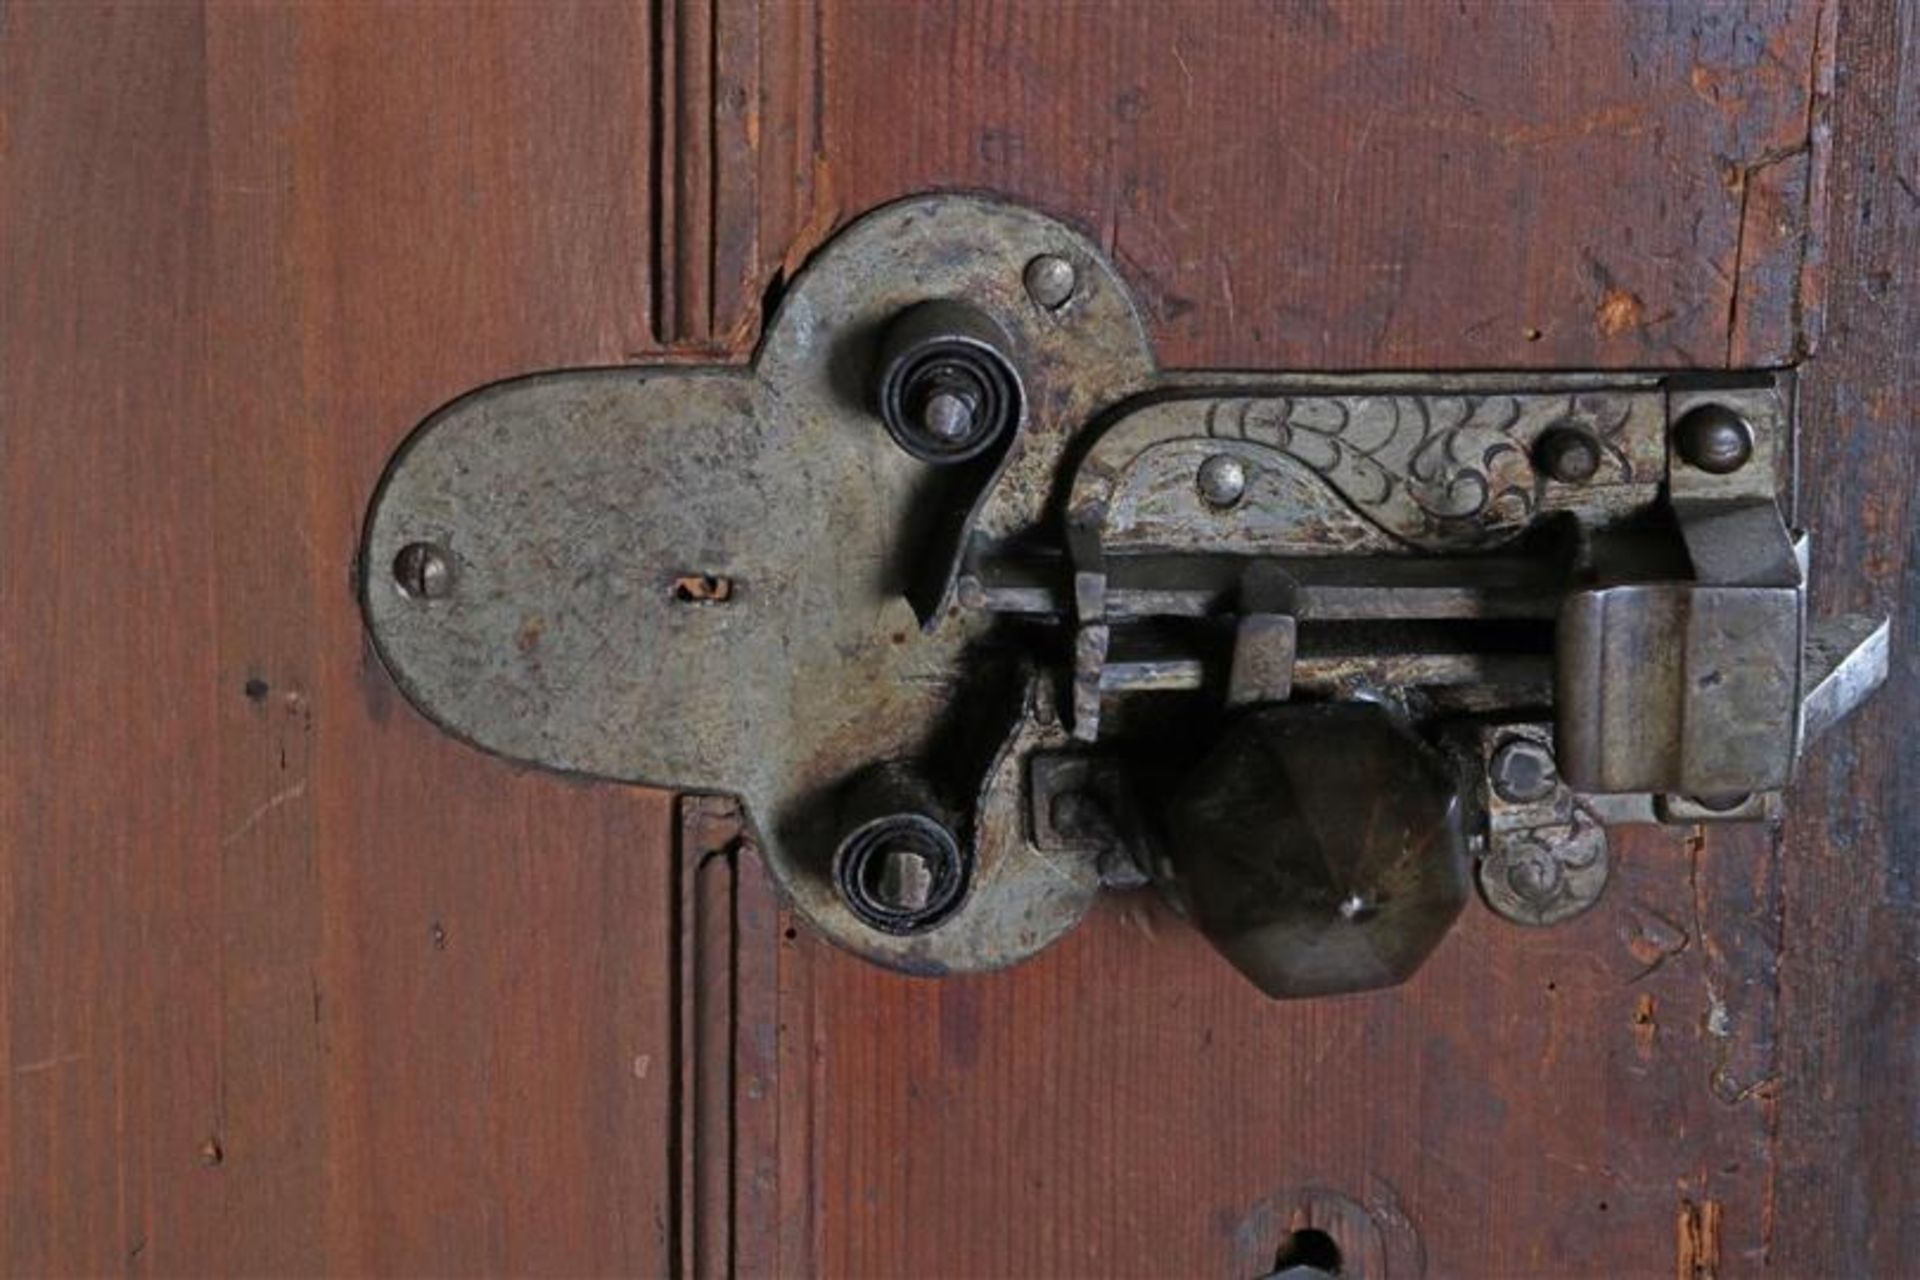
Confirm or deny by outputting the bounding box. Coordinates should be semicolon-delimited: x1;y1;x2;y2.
364;193;1889;987
364;195;1151;973
1557;583;1804;795
1073;385;1667;554
1473;724;1612;928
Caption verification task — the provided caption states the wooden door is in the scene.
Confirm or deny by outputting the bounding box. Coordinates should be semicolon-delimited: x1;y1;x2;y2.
4;2;1914;1275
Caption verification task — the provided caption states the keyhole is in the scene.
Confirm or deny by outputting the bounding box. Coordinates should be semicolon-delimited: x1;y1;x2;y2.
1270;1226;1343;1276
669;573;734;604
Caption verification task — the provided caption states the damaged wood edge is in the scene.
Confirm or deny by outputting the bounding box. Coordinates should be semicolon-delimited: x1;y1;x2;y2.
1721;0;1838;367
1771;0;1919;1268
1787;0;1841;362
1703;4;1838;1253
672;793;807;1279
1677;1196;1724;1280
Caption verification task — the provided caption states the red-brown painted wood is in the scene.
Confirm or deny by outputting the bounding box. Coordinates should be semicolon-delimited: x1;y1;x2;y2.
3;5;675;1274
3;2;1912;1275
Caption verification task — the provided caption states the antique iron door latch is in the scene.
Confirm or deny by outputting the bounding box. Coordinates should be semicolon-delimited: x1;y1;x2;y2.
363;195;1889;998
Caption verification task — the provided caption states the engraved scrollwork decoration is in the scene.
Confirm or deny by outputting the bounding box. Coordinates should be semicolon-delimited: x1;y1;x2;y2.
1203;392;1639;550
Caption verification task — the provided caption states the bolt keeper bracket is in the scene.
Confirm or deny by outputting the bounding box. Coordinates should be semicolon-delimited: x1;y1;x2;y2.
361;194;1890;998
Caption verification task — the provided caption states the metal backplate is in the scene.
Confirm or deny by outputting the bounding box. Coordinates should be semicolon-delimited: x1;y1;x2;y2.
365;192;1884;985
364;195;1155;973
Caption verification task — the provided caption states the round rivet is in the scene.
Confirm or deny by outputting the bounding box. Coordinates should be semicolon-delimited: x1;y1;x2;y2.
1196;453;1248;509
393;542;453;600
1024;253;1077;309
1536;426;1602;484
1674;404;1754;474
1506;855;1563;903
919;388;978;442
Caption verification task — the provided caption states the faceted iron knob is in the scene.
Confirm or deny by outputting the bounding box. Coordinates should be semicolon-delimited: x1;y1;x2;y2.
1159;703;1469;998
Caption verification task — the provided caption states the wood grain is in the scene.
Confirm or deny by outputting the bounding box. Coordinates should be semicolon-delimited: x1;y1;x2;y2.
1773;0;1920;1270
1;1;1911;1276
4;3;675;1274
811;0;1825;371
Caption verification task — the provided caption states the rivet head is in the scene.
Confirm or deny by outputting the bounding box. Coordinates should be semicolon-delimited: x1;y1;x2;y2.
1024;253;1077;309
1506;854;1563;903
1490;738;1558;804
393;542;453;600
1536;426;1602;484
1196;453;1248;509
1674;404;1754;474
919;388;978;442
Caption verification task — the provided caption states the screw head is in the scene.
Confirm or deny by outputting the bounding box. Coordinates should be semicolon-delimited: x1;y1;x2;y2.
1024;253;1077;309
1490;737;1558;804
1674;404;1754;474
918;387;978;442
874;847;934;913
1196;453;1249;509
393;542;453;600
1536;426;1602;484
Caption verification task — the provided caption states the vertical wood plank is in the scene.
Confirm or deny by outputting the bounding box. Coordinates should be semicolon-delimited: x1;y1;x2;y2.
276;3;674;1271
203;10;331;1272
4;3;683;1273
1;5;222;1273
1774;0;1920;1270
